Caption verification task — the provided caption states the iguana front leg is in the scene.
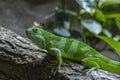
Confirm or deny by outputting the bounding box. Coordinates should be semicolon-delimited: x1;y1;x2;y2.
48;48;62;76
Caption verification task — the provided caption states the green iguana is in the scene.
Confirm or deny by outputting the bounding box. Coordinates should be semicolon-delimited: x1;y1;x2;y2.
26;26;120;75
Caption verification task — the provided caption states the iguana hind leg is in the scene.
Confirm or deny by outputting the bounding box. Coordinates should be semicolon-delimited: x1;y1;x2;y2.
82;57;100;79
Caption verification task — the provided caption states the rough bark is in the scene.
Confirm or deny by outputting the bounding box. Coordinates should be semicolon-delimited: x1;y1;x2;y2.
0;26;120;80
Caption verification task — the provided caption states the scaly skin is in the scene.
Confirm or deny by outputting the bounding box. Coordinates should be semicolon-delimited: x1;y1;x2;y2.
26;27;120;75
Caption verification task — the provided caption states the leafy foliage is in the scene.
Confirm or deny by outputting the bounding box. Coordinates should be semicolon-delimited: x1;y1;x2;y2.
43;0;120;50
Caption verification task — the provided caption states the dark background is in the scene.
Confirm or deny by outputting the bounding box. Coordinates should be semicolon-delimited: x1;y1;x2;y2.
0;0;58;37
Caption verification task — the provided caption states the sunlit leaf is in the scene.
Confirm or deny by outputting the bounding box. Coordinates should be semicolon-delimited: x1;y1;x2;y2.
95;9;106;23
105;13;120;18
115;18;120;30
99;0;120;8
75;0;95;15
81;19;102;35
98;36;120;57
53;27;71;37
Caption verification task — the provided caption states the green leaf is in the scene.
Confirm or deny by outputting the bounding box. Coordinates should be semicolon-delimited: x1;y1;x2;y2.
81;19;102;35
75;0;95;15
98;36;120;57
95;9;106;23
115;18;120;30
99;0;120;8
105;13;120;18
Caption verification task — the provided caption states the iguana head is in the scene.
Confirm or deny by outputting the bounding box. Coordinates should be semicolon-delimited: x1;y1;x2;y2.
26;27;46;49
26;27;44;37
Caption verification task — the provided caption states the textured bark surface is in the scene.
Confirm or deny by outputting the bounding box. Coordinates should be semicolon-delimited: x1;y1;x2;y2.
0;26;120;80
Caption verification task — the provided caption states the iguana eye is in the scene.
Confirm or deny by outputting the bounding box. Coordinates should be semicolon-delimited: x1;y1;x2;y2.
32;29;38;33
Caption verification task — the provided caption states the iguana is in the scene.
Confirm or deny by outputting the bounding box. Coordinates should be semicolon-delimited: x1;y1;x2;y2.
26;26;120;75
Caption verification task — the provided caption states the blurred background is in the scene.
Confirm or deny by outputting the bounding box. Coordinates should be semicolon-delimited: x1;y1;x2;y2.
0;0;58;37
